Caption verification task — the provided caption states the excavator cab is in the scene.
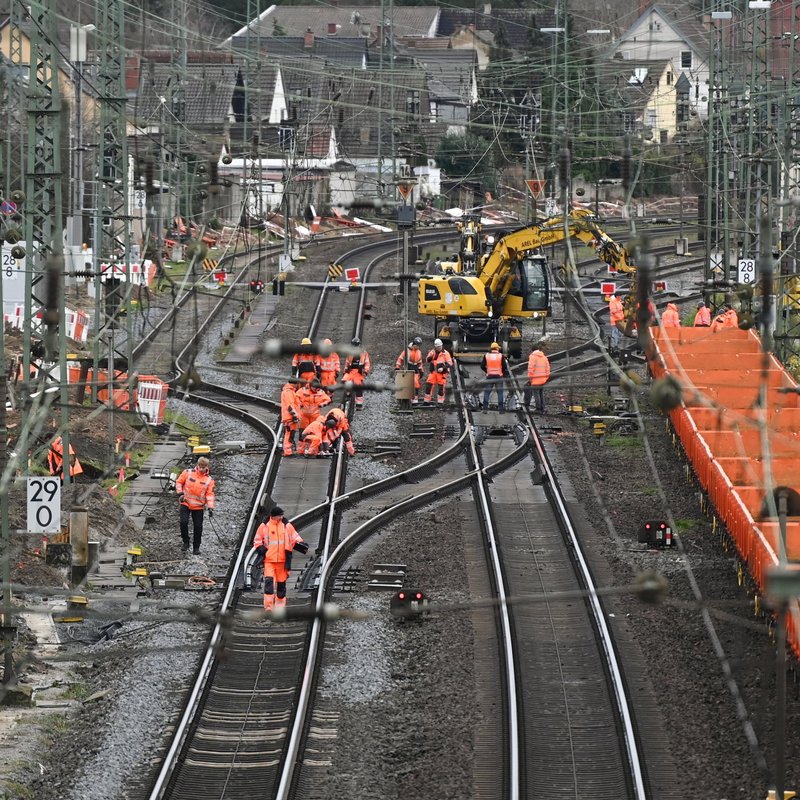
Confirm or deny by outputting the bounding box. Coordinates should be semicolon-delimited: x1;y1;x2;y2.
501;254;550;316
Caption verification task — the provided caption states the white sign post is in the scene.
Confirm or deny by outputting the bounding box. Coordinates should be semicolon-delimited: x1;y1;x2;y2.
27;477;61;534
737;258;756;284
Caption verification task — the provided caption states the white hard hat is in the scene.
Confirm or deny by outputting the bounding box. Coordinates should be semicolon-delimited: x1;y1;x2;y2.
434;338;443;347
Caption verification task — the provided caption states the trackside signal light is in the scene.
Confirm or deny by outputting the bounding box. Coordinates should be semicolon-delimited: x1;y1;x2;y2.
390;589;428;620
639;520;673;548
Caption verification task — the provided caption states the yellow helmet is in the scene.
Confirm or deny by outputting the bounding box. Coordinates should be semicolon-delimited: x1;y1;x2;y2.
301;337;312;345
490;342;501;351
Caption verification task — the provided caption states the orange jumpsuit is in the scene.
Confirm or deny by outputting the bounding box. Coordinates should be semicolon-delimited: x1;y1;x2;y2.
325;407;355;455
712;308;738;330
253;516;307;610
395;346;424;402
525;349;551;412
47;437;83;479
343;350;371;406
292;349;320;385
317;351;340;388
295;385;331;451
280;382;300;456
424;348;453;404
694;305;711;327
661;303;681;328
301;418;335;456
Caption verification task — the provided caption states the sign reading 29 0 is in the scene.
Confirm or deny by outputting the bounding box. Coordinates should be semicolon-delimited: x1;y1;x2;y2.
27;477;62;533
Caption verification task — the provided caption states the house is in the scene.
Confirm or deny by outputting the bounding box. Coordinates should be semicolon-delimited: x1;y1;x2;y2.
596;58;677;143
222;6;440;46
606;1;710;118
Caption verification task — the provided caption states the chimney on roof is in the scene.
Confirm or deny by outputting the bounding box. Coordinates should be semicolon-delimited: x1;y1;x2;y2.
125;55;140;93
304;28;315;48
328;22;338;35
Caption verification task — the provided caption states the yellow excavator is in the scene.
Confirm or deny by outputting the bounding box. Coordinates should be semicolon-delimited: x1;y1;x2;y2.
418;208;635;358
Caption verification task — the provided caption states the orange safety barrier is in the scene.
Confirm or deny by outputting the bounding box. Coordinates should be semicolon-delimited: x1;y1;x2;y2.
650;326;800;659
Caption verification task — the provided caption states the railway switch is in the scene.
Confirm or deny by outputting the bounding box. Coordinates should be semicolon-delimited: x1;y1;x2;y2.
390;589;428;619
639;520;672;548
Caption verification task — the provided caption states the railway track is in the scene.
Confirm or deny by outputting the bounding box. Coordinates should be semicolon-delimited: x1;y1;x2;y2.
131;226;666;799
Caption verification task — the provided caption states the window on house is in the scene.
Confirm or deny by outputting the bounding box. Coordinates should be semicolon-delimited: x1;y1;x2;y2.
278;126;295;151
646;109;657;128
666;72;673;85
680;51;693;69
360;127;370;144
660;129;668;144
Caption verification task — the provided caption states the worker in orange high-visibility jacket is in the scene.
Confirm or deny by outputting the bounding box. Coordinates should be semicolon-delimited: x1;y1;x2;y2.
661;302;681;328
343;337;371;408
694;301;711;327
280;381;301;456
317;338;340;389
608;294;624;348
253;507;309;611
712;304;739;331
292;338;320;385
424;338;453;405
524;343;551;413
294;384;332;452
479;342;509;412
301;416;337;457
395;337;424;404
324;406;356;455
176;456;216;554
47;436;83;480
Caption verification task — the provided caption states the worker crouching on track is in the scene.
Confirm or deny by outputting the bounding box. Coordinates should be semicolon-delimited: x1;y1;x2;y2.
47;436;83;480
712;303;739;331
424;338;453;405
280;381;301;456
395;337;424;404
343;337;371;408
480;342;509;412
176;456;216;554
325;407;356;456
301;415;337;457
254;507;309;611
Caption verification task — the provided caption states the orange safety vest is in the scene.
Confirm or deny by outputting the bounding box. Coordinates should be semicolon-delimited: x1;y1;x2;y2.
527;351;551;385
661;303;681;328
427;349;453;372
176;467;216;510
47;437;83;477
318;353;340;376
395;347;423;371
292;351;320;377
344;351;371;376
295;386;331;415
484;351;505;377
609;296;624;326
254;518;303;564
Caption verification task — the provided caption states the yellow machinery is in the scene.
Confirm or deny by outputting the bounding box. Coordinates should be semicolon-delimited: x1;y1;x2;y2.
418;209;635;358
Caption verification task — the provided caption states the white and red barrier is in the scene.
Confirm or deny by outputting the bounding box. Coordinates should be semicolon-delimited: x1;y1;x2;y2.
100;260;156;288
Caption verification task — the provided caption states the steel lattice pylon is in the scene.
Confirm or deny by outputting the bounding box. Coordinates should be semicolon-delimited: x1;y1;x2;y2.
92;0;133;426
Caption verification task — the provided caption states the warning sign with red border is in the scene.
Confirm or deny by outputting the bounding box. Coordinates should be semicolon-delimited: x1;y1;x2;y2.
397;183;413;200
345;267;360;282
525;179;546;199
601;282;616;297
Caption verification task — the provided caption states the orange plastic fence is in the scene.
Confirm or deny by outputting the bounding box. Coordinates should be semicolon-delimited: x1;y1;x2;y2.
650;327;800;659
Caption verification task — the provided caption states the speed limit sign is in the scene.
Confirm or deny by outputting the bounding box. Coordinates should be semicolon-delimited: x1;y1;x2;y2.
738;258;756;284
27;477;61;533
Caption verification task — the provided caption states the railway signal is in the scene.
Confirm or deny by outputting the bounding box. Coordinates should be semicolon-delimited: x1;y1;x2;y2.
639;520;672;548
390;589;428;619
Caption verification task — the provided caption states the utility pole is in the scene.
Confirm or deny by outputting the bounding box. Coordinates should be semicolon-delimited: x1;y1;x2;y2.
94;0;133;468
22;0;68;480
